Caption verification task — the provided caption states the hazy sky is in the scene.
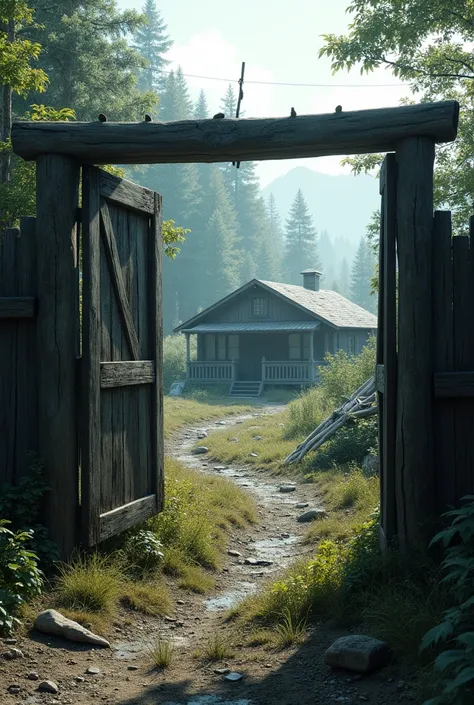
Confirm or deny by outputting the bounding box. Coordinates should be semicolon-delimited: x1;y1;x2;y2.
118;0;411;186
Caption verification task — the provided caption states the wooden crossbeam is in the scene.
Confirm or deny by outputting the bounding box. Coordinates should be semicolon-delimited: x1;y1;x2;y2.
100;360;155;388
0;297;35;318
11;101;459;164
434;371;474;398
100;202;140;361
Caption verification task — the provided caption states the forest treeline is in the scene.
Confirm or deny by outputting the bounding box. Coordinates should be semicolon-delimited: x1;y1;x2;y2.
0;0;375;334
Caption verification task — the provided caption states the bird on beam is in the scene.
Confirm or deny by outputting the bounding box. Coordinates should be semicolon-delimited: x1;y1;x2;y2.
144;114;152;122
335;105;342;113
98;113;107;122
290;107;297;118
213;112;225;119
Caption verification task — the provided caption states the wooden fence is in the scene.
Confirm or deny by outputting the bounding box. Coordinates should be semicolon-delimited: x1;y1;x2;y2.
0;168;164;557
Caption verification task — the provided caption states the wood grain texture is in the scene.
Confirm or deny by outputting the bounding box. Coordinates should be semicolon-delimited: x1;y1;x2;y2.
100;202;140;361
434;372;474;397
12;101;459;164
100;170;154;214
152;192;164;512
395;137;436;550
99;494;157;542
0;221;38;486
36;155;80;557
381;153;398;545
432;211;456;510
81;165;102;546
100;360;155;388
0;297;35;318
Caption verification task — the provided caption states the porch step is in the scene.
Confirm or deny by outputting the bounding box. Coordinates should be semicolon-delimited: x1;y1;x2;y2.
229;381;263;398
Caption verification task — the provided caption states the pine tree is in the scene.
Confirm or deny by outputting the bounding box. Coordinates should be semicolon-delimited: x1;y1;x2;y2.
200;210;239;305
220;83;236;116
159;67;193;121
350;237;376;312
194;89;209;119
267;193;284;278
284;189;321;284
133;0;172;95
339;257;350;298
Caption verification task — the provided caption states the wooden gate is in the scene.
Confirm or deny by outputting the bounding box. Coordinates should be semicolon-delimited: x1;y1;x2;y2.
376;154;398;546
81;167;163;546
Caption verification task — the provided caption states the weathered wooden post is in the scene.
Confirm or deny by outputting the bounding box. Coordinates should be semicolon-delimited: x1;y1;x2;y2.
185;333;191;380
309;332;315;382
261;357;266;383
394;137;436;550
35;154;80;558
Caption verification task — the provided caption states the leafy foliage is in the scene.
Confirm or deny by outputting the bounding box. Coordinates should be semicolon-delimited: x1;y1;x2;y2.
122;530;164;579
0;0;47;96
163;334;196;392
421;497;474;704
0;520;43;635
311;417;378;470
318;335;376;408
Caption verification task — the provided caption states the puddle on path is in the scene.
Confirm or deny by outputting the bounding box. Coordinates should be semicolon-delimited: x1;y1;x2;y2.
204;582;257;611
163;698;251;705
252;535;298;561
114;635;189;659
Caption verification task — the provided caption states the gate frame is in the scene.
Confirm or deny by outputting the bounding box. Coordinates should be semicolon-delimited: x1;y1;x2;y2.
13;101;459;555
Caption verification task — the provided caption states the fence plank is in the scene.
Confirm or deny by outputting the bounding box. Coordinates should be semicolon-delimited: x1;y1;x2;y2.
376;181;385;545
432;211;455;511
36;155;80;557
100;170;154;215
99;494;157;541
395;136;436;549
435;372;474;397
151;192;164;513
452;235;473;501
0;297;35;318
100;360;155;387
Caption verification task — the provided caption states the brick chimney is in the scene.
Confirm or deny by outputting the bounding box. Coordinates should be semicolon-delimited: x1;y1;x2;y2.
301;269;322;291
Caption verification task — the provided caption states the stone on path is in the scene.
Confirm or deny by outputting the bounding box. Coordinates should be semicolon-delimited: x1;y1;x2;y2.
324;635;391;673
35;609;110;648
192;446;209;455
279;484;296;493
295;502;309;509
38;680;59;694
245;558;273;566
228;549;242;557
214;466;227;471
8;685;21;695
297;508;328;523
86;666;101;675
28;672;39;680
198;432;208;439
3;647;23;659
225;671;243;681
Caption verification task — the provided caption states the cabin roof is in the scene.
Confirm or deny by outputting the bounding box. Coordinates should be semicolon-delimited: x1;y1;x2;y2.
174;278;377;333
260;281;378;329
179;321;321;334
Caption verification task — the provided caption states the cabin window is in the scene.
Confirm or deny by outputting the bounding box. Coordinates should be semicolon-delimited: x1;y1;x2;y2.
251;296;268;318
348;334;356;355
217;334;227;360
228;335;239;360
303;334;311;360
289;333;301;360
205;334;216;360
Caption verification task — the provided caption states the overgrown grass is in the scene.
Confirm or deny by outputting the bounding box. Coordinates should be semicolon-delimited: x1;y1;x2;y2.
55;553;122;616
120;580;172;617
147;637;174;669
163;397;252;437
200;632;234;661
274;608;308;648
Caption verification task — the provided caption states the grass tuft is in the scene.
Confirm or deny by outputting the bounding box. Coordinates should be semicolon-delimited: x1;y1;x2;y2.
120;580;172;616
274;608;308;648
178;564;215;594
147;637;174;669
201;632;234;661
55;553;122;615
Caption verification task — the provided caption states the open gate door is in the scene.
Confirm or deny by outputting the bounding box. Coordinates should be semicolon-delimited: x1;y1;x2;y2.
81;166;163;546
377;154;398;548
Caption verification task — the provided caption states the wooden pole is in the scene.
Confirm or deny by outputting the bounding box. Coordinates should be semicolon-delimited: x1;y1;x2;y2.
12;102;459;165
185;333;191;380
36;155;80;558
309;332;314;381
395;136;435;551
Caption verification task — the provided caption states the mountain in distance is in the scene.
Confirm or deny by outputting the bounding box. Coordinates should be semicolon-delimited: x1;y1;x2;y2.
262;166;380;244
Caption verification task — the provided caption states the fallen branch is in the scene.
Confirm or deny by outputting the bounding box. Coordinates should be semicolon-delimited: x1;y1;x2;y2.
283;377;377;465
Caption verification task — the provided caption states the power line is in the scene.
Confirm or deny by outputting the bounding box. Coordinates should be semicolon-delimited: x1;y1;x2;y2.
177;70;405;89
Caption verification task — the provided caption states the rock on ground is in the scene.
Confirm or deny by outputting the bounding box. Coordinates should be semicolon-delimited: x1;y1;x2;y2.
279;484;296;493
192;446;209;454
324;635;391;673
34;609;110;648
38;680;59;694
297;508;328;522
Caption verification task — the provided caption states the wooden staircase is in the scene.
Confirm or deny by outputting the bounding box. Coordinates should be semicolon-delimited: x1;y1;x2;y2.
229;381;263;398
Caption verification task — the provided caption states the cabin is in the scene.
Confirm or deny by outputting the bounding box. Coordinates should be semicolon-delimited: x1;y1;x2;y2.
174;270;377;396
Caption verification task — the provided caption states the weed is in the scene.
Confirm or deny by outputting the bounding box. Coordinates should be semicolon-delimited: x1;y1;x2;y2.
147;637;174;669
178;564;215;594
246;629;274;647
202;632;234;661
274;608;308;648
55;553;121;614
120;581;172;616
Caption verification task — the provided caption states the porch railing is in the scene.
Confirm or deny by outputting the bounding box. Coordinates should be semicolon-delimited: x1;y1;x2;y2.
187;361;236;382
262;359;326;384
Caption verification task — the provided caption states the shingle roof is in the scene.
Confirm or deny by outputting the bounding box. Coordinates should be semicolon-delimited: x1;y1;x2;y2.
259;280;378;329
180;321;321;334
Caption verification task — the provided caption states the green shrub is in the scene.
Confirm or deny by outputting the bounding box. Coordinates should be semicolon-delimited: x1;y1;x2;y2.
163;334;196;393
318;335;376;408
285;387;328;439
122;530;164;578
420;496;474;705
56;553;121;614
0;521;43;635
310;417;378;470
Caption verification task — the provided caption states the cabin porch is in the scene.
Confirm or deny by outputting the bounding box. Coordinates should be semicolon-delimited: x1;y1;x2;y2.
182;322;329;387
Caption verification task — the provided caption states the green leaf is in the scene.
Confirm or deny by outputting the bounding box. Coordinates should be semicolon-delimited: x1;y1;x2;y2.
434;649;465;672
445;667;474;693
456;632;474;648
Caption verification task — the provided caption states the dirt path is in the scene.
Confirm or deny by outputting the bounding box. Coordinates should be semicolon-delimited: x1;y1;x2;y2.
1;408;416;705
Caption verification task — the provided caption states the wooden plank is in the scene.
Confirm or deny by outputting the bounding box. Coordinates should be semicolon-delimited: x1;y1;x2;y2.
100;170;154;215
100;360;155;388
452;235;473;501
152;192;164;513
432;211;456;510
0;297;35;318
435;372;474;397
375;364;385;393
11;101;460;164
382;153;398;545
376;194;385;528
100;202;140;361
395;136;436;550
36;155;80;557
81;165;102;546
99;493;158;542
